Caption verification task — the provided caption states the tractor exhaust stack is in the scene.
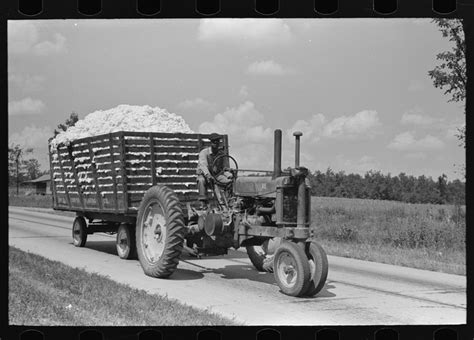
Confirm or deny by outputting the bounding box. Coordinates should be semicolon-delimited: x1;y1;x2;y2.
273;129;282;179
293;131;302;168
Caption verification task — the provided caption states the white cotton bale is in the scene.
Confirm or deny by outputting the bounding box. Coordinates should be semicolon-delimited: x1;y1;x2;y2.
49;104;194;151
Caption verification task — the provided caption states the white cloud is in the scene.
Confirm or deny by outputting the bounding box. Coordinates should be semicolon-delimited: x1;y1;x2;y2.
286;110;381;143
401;108;436;126
388;131;445;151
239;85;249;98
332;155;382;174
286;114;326;143
9;97;45;115
9;125;53;171
199;101;274;170
9;125;52;149
8;21;66;56
401;108;464;143
198;19;292;46
200;101;272;144
9;74;45;92
405;152;427;160
246;60;295;76
323;110;381;139
176;98;217;112
33;33;66;56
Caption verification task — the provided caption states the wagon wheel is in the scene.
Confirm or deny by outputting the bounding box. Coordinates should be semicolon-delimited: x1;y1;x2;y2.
136;185;186;278
273;241;311;297
116;223;137;260
72;216;87;247
246;237;281;272
304;240;329;296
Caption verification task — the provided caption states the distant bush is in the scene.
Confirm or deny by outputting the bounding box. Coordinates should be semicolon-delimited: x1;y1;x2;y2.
308;169;465;205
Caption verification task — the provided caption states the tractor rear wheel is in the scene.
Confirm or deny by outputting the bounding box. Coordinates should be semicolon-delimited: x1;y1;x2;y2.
116;223;137;260
304;240;328;297
136;185;185;278
72;216;87;247
273;241;311;297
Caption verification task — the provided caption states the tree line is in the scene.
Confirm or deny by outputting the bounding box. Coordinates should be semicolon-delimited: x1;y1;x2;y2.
308;168;465;205
8;145;48;184
8;113;79;192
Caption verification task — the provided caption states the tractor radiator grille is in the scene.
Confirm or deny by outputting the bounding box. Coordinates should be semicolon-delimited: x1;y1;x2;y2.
282;187;298;223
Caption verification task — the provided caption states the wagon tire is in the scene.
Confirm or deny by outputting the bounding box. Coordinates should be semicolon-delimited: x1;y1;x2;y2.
304;240;329;297
273;241;311;297
116;223;137;260
136;185;185;278
72;216;87;247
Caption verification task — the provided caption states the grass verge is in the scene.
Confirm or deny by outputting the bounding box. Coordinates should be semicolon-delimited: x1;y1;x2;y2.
318;239;465;275
9;246;238;326
311;196;465;275
9;194;53;209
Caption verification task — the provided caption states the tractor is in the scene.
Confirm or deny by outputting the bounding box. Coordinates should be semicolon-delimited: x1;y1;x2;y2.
134;129;328;297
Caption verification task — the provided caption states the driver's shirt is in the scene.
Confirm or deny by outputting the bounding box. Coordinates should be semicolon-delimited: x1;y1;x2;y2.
196;147;225;177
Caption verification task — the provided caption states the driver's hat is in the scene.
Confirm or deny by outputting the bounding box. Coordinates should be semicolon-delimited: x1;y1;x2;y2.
209;133;221;143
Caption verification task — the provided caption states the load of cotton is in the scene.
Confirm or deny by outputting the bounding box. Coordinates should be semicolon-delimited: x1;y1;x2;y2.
49;104;194;151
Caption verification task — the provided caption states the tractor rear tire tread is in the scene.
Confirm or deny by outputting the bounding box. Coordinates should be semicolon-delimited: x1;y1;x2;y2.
136;185;185;278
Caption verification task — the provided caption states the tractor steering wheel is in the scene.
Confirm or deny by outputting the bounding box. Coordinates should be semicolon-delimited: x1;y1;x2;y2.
211;154;239;186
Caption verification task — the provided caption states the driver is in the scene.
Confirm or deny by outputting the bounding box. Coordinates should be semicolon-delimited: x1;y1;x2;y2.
196;133;233;208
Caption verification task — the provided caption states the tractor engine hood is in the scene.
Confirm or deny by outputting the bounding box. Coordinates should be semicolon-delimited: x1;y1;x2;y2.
233;176;279;198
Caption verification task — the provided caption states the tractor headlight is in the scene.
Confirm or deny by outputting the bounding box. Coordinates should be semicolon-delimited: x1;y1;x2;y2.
282;177;292;185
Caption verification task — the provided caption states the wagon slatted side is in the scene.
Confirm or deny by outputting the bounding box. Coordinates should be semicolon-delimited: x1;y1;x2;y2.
122;132;218;210
50;131;227;215
50;134;124;212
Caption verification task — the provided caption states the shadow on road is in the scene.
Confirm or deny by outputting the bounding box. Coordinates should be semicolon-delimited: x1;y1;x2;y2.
204;264;277;285
172;268;205;280
79;240;337;298
203;264;337;299
85;240;117;256
318;283;337;298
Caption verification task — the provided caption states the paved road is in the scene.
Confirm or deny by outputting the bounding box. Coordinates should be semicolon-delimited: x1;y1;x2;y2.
8;206;466;325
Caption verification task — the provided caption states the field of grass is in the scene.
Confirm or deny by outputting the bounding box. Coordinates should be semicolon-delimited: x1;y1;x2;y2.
310;196;465;275
9;193;53;208
9;246;237;326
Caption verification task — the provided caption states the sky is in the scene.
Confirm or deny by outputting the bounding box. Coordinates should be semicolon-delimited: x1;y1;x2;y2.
8;19;465;181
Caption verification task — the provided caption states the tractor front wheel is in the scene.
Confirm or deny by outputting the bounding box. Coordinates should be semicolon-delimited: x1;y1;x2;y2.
72;216;87;247
136;185;185;278
273;241;311;297
116;223;137;260
304;240;328;297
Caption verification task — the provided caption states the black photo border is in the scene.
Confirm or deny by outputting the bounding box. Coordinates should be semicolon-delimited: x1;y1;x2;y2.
1;0;473;339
